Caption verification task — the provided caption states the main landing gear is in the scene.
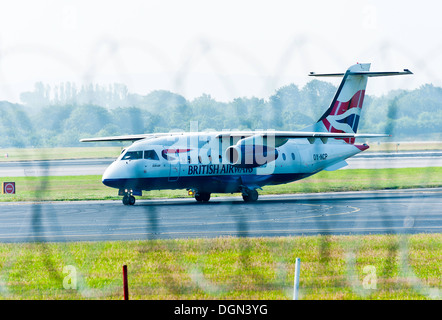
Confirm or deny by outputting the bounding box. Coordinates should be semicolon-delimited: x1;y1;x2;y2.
195;192;211;202
190;189;259;203
242;188;259;202
188;189;211;202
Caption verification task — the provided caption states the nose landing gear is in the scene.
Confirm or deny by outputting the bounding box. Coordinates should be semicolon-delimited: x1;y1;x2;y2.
119;189;138;205
122;194;136;205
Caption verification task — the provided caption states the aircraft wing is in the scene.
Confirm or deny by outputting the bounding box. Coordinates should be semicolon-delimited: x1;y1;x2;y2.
80;131;389;144
80;134;152;142
216;131;390;147
216;131;390;139
79;132;186;143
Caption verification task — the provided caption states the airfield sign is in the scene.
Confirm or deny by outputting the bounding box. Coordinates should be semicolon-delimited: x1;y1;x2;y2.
2;182;15;194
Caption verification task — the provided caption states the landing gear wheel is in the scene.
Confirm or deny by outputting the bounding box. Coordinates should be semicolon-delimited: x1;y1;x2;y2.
195;192;211;202
123;195;136;205
242;189;258;202
123;195;129;205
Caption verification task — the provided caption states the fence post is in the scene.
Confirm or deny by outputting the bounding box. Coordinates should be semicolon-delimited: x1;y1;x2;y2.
293;258;301;300
123;265;129;300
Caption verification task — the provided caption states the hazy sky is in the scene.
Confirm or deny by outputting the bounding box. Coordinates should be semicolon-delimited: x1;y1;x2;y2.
0;0;440;103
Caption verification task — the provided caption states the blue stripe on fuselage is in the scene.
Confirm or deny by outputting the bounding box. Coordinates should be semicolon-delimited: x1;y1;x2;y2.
102;173;312;194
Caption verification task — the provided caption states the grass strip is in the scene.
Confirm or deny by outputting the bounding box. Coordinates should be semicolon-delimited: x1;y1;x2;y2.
0;147;123;162
0;234;440;300
0;167;441;202
367;141;442;152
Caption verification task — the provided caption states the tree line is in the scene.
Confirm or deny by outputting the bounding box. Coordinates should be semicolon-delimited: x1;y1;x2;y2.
0;80;440;148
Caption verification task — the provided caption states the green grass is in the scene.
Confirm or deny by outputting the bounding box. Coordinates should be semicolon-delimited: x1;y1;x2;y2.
0;234;440;299
367;141;442;152
0;147;123;162
1;167;441;202
0;167;440;300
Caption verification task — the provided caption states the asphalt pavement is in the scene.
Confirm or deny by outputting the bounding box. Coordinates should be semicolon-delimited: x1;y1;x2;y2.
0;188;440;242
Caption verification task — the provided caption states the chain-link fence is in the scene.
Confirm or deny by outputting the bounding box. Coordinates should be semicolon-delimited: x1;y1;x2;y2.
0;5;441;301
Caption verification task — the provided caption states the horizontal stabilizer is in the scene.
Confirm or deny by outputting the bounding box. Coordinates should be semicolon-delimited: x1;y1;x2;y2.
309;69;413;77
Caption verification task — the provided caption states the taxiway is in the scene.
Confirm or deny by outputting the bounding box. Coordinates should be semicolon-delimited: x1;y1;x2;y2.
0;188;440;242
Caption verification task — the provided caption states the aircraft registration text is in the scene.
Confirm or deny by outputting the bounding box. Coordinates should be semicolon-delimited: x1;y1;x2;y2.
313;153;328;161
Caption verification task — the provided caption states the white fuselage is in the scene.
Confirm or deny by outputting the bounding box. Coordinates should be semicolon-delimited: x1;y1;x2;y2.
102;132;365;195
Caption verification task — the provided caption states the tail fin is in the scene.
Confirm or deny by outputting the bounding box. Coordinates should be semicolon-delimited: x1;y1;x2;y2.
316;63;370;137
305;63;412;143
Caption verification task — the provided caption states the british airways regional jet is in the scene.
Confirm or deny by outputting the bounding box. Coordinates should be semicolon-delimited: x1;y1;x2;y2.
81;63;412;205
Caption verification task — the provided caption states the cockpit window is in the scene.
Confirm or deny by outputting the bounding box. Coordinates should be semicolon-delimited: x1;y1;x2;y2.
144;150;159;161
121;151;143;160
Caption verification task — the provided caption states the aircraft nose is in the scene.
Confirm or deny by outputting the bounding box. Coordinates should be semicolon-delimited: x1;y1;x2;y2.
102;162;113;181
102;162;123;188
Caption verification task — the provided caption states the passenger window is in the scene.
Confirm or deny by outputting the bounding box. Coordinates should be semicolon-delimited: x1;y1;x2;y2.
291;153;295;160
122;151;143;160
144;150;159;161
282;153;286;161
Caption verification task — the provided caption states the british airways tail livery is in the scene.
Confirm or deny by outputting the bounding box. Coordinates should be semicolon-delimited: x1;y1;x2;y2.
81;63;412;205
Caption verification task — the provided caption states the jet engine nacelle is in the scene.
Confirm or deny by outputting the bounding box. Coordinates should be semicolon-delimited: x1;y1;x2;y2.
225;144;279;168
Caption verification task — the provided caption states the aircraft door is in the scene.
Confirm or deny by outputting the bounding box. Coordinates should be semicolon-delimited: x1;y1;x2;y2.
168;150;184;182
169;160;180;182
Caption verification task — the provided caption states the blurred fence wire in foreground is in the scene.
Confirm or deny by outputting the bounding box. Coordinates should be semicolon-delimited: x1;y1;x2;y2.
0;33;441;300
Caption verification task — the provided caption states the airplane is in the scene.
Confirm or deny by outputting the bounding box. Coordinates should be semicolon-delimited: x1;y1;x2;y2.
80;63;412;205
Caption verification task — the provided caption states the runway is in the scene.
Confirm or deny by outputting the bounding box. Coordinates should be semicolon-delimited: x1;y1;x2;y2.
0;151;441;177
0;188;440;242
